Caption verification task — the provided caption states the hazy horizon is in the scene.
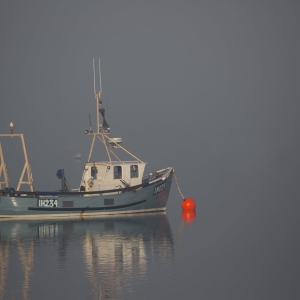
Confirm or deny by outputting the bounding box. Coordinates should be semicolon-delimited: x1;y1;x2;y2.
1;1;300;299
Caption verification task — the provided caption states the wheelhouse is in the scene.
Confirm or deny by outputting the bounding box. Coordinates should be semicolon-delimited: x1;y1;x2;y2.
80;161;146;192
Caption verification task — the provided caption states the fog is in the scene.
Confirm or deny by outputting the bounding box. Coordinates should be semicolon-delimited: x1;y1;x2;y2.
1;2;300;298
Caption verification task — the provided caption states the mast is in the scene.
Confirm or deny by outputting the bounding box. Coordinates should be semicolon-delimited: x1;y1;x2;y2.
87;58;143;164
88;58;112;163
93;58;102;133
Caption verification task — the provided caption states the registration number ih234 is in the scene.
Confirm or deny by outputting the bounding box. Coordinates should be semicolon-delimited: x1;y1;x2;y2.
38;199;58;208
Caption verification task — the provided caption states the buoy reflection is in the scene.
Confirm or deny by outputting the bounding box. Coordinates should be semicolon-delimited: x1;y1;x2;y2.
181;210;196;223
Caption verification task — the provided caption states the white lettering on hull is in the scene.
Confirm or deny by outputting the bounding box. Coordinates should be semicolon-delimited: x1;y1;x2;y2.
153;183;166;195
38;199;58;208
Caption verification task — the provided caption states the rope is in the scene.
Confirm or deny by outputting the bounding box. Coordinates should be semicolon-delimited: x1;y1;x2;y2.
173;170;185;200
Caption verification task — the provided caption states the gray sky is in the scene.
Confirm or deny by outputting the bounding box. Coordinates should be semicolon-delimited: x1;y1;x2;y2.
1;2;300;298
1;0;300;193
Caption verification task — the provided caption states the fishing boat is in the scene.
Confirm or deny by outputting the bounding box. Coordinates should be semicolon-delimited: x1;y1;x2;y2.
0;59;173;219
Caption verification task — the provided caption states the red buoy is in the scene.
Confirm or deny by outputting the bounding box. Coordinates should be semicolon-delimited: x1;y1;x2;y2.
181;198;196;211
181;210;196;222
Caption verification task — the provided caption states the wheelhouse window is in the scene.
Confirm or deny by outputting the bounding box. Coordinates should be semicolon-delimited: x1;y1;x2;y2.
114;166;122;179
91;166;97;179
130;165;139;178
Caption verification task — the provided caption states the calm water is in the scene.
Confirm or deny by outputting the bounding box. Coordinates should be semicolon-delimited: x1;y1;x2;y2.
0;211;193;300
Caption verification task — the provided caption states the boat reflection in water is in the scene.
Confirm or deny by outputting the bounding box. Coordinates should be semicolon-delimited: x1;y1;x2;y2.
0;213;174;300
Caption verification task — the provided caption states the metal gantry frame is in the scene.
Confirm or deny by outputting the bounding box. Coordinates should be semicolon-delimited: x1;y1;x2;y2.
0;134;34;191
87;58;144;164
0;142;9;189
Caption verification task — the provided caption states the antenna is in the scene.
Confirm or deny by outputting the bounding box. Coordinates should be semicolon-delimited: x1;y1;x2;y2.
99;58;102;94
93;57;102;133
93;58;96;94
89;113;92;131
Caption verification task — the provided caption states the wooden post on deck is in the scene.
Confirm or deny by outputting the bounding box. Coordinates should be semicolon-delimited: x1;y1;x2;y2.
0;142;9;189
0;134;34;192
